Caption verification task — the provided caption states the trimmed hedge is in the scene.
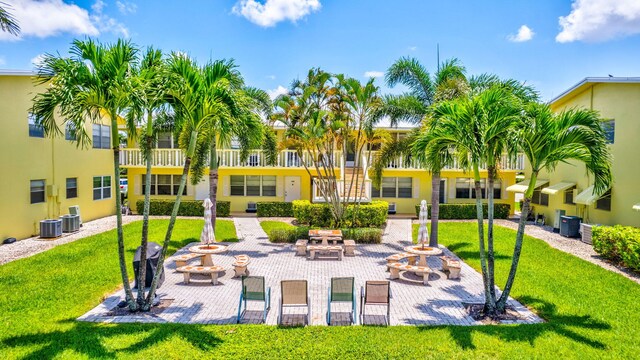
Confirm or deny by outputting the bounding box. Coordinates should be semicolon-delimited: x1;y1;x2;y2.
292;200;388;228
256;202;294;217
593;225;640;272
414;203;511;219
267;226;383;244
135;200;230;217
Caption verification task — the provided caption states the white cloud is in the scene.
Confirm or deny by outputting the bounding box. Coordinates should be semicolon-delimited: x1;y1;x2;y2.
267;74;276;80
0;0;129;41
116;1;137;15
557;0;640;42
232;0;321;27
31;54;46;67
408;46;417;51
267;85;288;99
508;25;535;42
364;71;384;78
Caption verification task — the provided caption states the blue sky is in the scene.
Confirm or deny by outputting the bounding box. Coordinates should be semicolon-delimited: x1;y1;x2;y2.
1;0;640;101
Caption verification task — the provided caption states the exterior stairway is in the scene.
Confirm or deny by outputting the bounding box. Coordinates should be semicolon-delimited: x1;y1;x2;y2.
342;167;368;201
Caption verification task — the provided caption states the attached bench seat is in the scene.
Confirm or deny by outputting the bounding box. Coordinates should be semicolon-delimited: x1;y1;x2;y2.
308;245;343;260
343;240;356;256
387;263;432;285
174;253;205;268
176;265;225;285
440;256;462;279
232;254;251;277
385;252;418;266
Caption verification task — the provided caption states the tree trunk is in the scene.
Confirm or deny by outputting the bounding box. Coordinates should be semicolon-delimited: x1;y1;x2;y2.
144;130;198;309
137;123;153;307
111;116;137;312
209;141;218;232
496;172;537;312
429;172;440;247
473;165;495;316
485;165;497;313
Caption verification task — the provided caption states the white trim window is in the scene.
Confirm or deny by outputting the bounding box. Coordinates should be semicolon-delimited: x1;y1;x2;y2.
595;189;611;211
93;176;112;200
65;122;77;141
230;175;276;196
92;124;111;149
142;174;186;196
66;177;78;199
371;177;412;198
28;113;44;138
455;178;502;199
531;187;549;206
30;179;46;204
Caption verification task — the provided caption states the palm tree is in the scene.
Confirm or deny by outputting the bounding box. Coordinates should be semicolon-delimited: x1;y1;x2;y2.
496;103;612;313
31;39;139;310
376;57;467;246
144;55;259;307
126;47;168;307
0;2;19;36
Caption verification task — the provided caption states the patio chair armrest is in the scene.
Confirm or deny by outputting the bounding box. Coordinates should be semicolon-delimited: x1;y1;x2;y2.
267;287;271;309
389;287;393;299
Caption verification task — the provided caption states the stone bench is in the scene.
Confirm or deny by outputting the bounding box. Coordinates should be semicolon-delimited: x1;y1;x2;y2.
176;265;225;285
308;245;343;260
232;254;251;277
343;239;356;256
387;262;432;285
440;256;462;280
295;239;308;256
174;253;205;268
385;252;418;271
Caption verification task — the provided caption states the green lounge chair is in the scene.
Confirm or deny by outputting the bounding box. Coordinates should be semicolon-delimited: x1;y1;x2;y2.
327;277;356;325
237;276;270;323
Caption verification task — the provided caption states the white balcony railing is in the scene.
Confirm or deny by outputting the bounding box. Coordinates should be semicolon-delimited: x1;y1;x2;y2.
371;152;525;171
119;148;343;169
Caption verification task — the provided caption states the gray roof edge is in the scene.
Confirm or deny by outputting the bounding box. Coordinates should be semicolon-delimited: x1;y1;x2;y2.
0;69;35;76
550;77;640;104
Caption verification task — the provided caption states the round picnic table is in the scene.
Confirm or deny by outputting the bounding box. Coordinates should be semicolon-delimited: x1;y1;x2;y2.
189;244;228;266
308;229;343;246
403;245;443;267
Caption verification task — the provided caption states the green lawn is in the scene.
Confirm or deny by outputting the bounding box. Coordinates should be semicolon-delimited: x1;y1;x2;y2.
0;220;638;359
259;220;295;235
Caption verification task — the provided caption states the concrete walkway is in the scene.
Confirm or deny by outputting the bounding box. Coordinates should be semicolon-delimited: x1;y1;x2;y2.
79;218;540;326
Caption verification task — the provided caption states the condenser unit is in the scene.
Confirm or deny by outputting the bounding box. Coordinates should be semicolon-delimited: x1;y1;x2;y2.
60;214;80;233
388;203;397;215
40;219;62;238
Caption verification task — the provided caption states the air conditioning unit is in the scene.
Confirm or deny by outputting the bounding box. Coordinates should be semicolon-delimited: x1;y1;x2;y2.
60;214;80;233
40;219;62;238
388;203;397;215
69;205;82;225
581;223;593;244
560;216;581;238
246;202;257;213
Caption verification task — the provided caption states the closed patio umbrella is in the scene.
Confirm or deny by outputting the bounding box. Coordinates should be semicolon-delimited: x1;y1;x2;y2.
418;199;429;249
201;198;215;246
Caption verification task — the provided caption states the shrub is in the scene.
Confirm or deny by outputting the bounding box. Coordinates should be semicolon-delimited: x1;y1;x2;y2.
593;225;640;271
266;226;383;244
256;202;294;217
414;203;511;219
135;200;230;217
292;200;388;227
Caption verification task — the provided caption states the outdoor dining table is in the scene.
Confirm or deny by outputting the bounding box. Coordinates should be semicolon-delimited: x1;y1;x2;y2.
308;229;343;246
403;245;443;267
188;244;228;266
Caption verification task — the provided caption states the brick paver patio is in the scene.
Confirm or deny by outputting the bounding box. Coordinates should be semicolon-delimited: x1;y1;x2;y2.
79;218;541;326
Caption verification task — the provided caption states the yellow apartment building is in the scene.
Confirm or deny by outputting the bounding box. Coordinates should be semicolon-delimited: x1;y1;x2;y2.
122;126;522;215
0;71;116;240
518;77;640;228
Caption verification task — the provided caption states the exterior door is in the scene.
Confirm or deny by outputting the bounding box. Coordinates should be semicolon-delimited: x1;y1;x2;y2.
284;176;301;202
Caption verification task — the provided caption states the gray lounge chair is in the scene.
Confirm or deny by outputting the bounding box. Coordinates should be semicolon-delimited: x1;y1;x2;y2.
237;276;270;323
278;280;310;326
327;277;356;325
360;280;391;326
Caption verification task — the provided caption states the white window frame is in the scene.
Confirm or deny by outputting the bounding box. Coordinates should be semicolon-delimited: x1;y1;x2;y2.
28;113;44;138
142;174;186;196
371;177;412;198
66;177;78;199
229;175;277;197
93;176;112;200
92;124;111;149
30;179;46;204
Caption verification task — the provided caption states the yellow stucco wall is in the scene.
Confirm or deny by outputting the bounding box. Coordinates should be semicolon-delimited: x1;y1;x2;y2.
524;82;640;227
0;75;116;240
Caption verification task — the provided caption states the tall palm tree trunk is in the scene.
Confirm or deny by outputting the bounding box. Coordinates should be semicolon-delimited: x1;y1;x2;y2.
496;172;537;312
473;165;495;315
429;172;440;247
137;115;154;306
111;116;137;311
486;165;497;309
209;141;218;231
144;131;198;309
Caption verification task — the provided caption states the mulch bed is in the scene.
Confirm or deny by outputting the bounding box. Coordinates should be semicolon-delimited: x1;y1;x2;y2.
464;303;529;324
105;298;174;316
